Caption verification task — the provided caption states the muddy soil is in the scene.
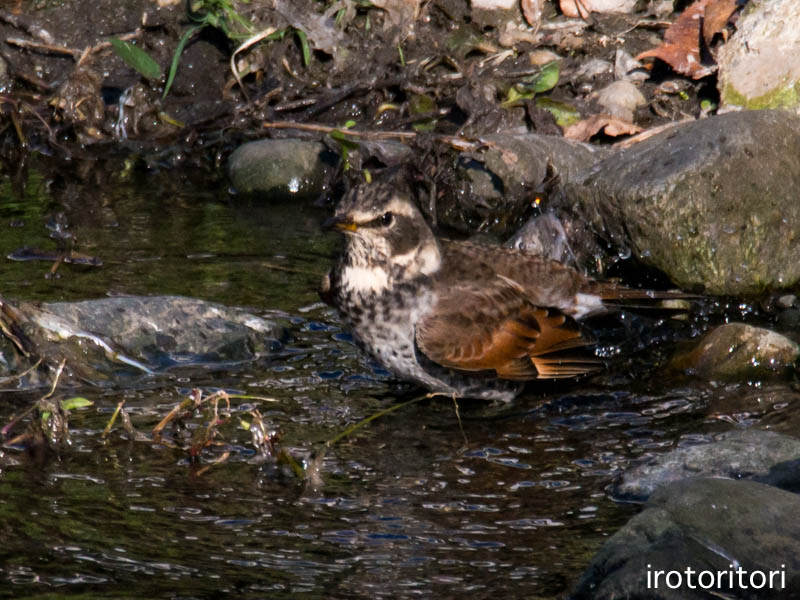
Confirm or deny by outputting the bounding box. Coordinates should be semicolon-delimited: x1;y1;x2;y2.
0;0;715;174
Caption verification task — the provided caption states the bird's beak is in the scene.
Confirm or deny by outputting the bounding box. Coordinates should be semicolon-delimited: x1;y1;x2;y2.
323;215;358;233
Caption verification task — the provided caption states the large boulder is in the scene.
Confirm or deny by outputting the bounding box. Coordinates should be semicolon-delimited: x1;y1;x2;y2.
718;0;800;111
565;110;800;294
572;478;800;599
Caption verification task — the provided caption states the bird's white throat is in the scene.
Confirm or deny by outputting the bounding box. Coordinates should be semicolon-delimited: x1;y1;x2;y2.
342;264;390;294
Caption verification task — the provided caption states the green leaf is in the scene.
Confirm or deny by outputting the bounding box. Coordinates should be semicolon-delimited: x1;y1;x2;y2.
535;97;580;127
529;61;560;93
60;397;94;411
163;25;203;99
110;38;162;82
502;85;533;107
343;120;356;129
295;29;311;66
409;94;435;115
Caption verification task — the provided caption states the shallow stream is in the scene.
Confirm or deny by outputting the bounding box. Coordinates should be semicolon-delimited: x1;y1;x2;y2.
0;156;795;599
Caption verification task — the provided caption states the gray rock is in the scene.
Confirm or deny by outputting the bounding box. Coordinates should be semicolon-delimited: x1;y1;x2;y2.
718;0;800;111
228;138;338;200
443;132;607;236
668;323;799;380
565;110;800;294
0;295;285;385
505;212;602;271
615;429;800;501
572;478;800;599
41;295;284;365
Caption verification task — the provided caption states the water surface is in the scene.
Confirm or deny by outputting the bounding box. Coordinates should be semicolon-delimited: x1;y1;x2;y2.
0;157;793;599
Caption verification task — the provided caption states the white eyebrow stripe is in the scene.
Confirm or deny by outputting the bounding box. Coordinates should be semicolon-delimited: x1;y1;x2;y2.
346;196;416;224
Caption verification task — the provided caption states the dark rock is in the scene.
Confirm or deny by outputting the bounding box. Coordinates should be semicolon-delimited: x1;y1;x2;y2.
614;429;800;501
668;323;799;380
565;110;800;294
572;478;800;599
228;138;338;200
505;212;604;271
440;132;606;236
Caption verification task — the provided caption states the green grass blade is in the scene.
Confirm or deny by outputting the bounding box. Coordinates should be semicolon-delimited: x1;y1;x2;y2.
295;29;310;66
110;38;162;81
163;25;203;99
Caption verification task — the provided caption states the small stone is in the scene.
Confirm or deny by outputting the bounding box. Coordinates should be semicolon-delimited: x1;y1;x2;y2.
228;138;338;201
669;323;799;380
592;80;646;122
777;294;798;309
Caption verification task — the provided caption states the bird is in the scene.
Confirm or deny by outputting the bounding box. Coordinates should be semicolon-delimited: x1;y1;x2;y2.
322;174;687;402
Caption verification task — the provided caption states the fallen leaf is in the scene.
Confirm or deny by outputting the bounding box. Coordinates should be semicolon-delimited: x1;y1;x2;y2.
636;0;717;79
564;114;642;141
370;0;422;29
702;0;739;47
522;0;543;28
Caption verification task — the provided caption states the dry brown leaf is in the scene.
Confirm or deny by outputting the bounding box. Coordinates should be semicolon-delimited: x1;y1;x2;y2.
370;0;422;28
522;0;543;28
702;0;738;47
636;0;717;79
564;114;642;142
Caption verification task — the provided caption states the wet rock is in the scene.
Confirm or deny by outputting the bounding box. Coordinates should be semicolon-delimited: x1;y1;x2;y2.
505;213;602;271
571;478;800;599
718;0;800;111
614;429;800;501
0;295;285;385
228;138;338;200
668;323;799;380
41;296;285;365
443;132;607;236
565;110;800;294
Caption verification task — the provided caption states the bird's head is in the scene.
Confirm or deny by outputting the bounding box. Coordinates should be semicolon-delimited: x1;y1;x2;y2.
325;177;441;278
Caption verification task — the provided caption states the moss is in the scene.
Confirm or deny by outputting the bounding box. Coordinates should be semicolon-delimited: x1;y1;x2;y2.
722;79;800;110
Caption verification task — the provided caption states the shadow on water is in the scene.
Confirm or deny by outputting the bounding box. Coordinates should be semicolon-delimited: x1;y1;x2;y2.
0;155;796;599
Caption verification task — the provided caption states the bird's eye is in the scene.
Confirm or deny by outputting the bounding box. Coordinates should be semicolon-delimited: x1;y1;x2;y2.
380;212;394;226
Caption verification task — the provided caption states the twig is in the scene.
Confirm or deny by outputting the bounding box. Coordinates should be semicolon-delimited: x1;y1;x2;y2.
6;38;78;58
262;120;494;153
0;357;42;386
1;358;66;442
0;10;56;44
324;394;429;449
6;29;142;62
102;399;126;439
42;358;67;401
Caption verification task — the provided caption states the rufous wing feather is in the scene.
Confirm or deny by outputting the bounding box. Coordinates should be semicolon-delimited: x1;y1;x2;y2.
416;286;601;380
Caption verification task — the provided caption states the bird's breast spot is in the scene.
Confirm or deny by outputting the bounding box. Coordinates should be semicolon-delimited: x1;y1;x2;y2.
343;265;389;294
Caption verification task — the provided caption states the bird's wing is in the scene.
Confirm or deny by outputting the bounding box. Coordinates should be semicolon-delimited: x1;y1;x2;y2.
415;279;601;380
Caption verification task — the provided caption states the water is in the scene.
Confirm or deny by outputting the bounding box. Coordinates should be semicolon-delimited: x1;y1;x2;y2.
0;156;795;599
